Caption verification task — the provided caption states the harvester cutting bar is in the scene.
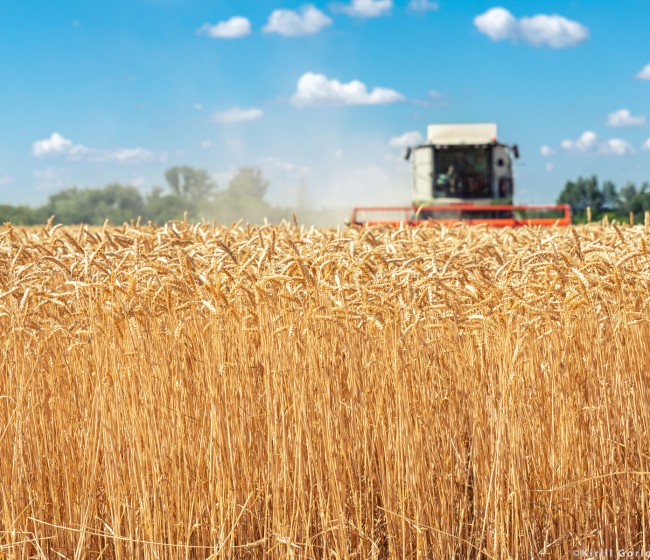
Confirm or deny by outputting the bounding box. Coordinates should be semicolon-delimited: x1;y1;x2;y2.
351;204;571;227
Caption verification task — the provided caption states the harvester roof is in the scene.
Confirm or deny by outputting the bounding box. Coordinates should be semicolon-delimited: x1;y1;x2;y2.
426;123;497;146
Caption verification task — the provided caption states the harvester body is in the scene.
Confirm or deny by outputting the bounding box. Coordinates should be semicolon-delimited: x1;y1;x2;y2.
352;123;571;227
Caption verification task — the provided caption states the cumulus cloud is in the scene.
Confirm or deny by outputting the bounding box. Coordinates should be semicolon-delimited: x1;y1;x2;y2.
335;0;392;18
32;132;89;159
474;7;517;41
642;138;650;151
474;7;588;48
561;130;634;156
545;163;554;172
607;108;646;128
290;72;405;107
389;131;423;148
636;64;650;80
560;130;597;152
212;107;264;123
518;14;588;47
408;0;439;12
263;5;332;36
603;139;635;156
540;145;555;156
32;132;167;164
197;17;251;39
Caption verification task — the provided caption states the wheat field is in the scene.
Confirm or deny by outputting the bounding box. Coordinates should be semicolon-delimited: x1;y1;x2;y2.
1;219;650;559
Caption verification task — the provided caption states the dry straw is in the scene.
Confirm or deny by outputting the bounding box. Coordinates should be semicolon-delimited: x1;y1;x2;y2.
1;220;650;559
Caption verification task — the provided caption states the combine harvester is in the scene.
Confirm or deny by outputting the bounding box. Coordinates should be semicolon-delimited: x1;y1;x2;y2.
351;123;571;227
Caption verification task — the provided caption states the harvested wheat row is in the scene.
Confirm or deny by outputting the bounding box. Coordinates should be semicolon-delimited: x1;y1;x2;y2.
1;220;650;559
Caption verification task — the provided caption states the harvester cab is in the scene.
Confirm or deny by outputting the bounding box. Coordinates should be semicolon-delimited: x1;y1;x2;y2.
409;124;515;207
351;123;571;227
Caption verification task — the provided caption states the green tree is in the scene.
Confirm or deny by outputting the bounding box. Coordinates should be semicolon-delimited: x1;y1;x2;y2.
45;183;146;225
617;181;650;221
557;176;604;215
0;204;48;225
0;165;300;226
143;188;190;224
601;180;619;211
165;166;218;203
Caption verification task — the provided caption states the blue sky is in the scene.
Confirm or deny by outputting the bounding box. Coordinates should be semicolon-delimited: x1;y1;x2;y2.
1;0;649;208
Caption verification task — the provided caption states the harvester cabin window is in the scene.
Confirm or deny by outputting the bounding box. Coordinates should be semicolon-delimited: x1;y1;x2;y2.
434;147;491;199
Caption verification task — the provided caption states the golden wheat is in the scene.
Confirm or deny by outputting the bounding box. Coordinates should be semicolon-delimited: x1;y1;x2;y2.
1;219;650;559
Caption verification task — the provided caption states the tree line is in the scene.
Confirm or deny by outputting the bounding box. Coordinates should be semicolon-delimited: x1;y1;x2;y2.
556;176;650;223
4;168;647;226
0;166;299;226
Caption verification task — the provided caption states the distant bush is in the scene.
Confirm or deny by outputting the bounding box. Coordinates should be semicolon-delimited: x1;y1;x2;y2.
0;165;315;226
557;176;650;223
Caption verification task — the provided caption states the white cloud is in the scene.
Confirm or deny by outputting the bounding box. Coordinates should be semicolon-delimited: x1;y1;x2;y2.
389;131;423;148
518;14;588;48
32;132;89;159
607;108;646;128
335;0;392;18
91;148;167;164
290;72;405;107
263;5;332;36
194;103;203;111
540;145;555;156
0;175;13;187
212;107;264;123
197;17;252;39
561;130;597;152
642;138;650;151
32;132;166;164
603;139;635;156
545;162;554;172
474;7;518;41
408;0;439;12
200;140;212;149
474;7;588;48
636;64;650;80
561;130;634;156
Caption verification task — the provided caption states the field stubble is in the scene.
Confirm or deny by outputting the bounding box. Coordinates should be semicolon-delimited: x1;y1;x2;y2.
1;219;650;559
